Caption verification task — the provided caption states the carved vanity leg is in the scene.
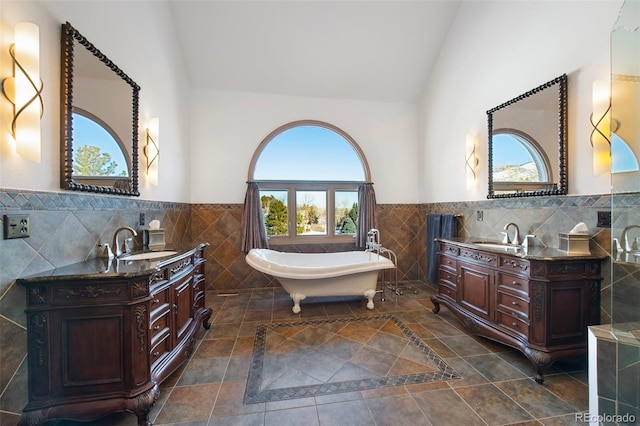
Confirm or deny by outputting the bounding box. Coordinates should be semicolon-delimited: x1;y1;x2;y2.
524;347;553;384
364;289;376;309
290;293;306;314
431;295;441;314
130;385;160;426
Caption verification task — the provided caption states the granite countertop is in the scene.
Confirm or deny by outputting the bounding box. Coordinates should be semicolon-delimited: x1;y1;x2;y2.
437;237;609;261
18;244;206;284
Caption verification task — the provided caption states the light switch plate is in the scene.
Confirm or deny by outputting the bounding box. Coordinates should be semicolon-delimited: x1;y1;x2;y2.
597;211;611;228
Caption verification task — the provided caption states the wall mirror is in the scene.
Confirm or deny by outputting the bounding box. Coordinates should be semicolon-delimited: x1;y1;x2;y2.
487;74;567;198
61;22;140;196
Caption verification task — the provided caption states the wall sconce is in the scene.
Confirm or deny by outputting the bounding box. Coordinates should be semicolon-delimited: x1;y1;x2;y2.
144;117;160;185
2;22;43;162
591;80;612;175
465;134;479;190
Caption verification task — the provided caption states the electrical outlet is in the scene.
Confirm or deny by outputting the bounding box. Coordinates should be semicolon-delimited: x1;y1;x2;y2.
476;210;483;221
597;211;611;228
4;214;30;239
139;213;145;226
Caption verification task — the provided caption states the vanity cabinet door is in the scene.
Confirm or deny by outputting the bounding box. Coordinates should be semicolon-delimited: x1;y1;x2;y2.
173;274;194;345
459;262;494;321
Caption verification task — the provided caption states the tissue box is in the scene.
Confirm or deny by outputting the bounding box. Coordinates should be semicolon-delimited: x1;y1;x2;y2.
146;229;166;251
558;233;591;255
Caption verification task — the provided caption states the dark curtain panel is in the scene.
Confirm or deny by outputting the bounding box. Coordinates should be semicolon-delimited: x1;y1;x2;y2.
241;182;269;253
356;183;377;249
426;214;458;283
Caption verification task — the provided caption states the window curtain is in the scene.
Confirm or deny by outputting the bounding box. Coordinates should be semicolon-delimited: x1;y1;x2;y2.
241;182;269;253
356;183;377;249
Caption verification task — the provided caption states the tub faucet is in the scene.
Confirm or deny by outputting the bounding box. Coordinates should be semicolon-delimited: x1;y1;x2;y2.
620;225;640;252
113;226;138;257
503;223;520;246
366;229;381;252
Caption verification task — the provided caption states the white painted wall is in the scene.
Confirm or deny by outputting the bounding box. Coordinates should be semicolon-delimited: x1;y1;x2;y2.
1;1;624;206
419;0;623;203
0;0;192;202
189;89;419;204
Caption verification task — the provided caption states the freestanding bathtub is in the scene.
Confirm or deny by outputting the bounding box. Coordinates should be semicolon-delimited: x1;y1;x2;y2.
245;249;396;313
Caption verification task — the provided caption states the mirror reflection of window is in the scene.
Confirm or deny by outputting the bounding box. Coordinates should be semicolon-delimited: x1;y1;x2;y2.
611;132;640;173
492;131;551;183
72;111;129;177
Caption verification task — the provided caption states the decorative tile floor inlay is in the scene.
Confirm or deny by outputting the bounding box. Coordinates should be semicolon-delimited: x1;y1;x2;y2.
244;315;461;403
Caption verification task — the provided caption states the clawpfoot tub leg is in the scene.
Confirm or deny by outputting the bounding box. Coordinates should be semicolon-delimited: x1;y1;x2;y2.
364;289;376;310
290;293;306;314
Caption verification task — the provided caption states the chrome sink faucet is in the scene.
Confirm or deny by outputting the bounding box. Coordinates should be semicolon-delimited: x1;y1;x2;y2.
113;226;138;257
503;222;520;246
620;225;640;252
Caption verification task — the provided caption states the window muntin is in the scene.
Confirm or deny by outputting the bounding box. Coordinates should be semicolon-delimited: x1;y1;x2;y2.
250;121;369;244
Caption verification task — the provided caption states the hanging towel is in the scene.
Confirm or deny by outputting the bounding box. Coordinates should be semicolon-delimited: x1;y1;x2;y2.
426;214;459;283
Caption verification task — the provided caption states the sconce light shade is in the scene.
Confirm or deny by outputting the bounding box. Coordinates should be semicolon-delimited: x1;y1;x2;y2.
591;80;611;175
2;22;43;162
465;134;479;190
145;117;160;185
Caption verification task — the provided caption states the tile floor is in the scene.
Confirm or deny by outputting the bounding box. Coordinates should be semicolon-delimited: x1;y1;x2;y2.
53;281;591;426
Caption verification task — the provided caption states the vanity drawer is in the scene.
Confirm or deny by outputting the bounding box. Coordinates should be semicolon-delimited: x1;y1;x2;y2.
150;310;170;339
438;268;458;289
438;283;457;301
150;328;171;368
460;248;498;268
498;255;530;275
497;311;529;339
150;288;169;308
440;242;460;257
497;272;530;295
439;255;458;271
498;291;529;319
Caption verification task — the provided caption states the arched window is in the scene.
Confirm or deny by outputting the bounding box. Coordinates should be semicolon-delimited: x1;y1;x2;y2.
249;120;371;243
492;130;554;193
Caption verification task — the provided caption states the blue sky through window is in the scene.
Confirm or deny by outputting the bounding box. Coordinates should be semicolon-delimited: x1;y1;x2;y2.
73;113;128;176
253;125;365;181
492;133;533;168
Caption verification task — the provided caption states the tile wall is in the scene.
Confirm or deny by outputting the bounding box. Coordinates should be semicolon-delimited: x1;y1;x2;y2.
589;324;640;423
1;187;635;422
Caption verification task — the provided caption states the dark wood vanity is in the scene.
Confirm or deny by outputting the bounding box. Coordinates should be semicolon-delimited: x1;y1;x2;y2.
17;244;212;426
431;239;606;383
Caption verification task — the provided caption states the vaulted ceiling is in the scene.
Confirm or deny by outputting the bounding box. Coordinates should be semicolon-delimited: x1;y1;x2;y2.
168;1;462;103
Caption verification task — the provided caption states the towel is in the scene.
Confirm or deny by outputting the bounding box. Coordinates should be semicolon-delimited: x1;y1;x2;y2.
427;214;458;283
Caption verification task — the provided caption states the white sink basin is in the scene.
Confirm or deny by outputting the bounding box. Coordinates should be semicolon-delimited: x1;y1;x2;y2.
474;243;522;251
121;250;178;261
